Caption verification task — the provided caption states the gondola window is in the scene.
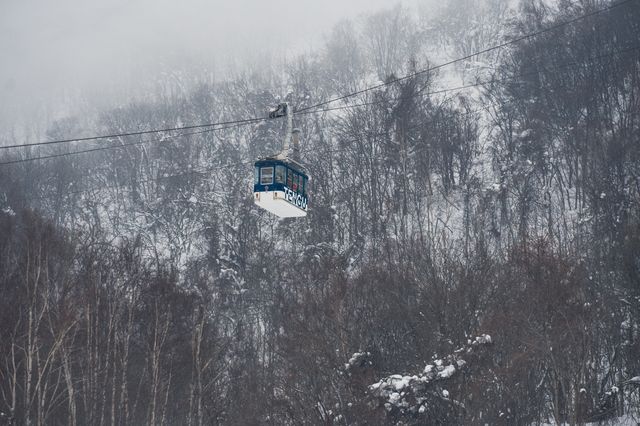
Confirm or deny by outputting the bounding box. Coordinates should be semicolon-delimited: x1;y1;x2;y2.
287;169;293;188
275;165;285;184
260;167;273;185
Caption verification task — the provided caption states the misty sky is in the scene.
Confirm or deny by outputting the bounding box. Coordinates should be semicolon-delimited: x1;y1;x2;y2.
0;0;424;131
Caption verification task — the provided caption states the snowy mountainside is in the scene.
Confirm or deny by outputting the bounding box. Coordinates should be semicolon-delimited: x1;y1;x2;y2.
1;0;639;424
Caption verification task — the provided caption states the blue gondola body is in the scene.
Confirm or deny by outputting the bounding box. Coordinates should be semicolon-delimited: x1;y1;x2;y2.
253;158;309;217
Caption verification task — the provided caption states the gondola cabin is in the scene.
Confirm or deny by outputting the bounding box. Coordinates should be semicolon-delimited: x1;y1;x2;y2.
254;159;309;217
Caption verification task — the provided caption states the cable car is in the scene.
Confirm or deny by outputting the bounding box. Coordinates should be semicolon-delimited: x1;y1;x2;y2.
253;158;309;217
253;103;309;218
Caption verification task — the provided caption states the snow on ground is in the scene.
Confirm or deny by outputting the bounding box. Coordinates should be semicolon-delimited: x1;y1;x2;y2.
345;351;372;370
368;334;492;415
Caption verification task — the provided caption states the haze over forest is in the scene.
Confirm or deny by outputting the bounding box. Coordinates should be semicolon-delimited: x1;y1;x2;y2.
1;0;639;425
0;0;429;132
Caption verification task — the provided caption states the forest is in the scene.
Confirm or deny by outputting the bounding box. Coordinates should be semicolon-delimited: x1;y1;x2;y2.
0;0;639;424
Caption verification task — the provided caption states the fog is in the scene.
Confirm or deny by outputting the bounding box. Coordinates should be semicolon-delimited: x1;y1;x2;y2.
0;0;424;132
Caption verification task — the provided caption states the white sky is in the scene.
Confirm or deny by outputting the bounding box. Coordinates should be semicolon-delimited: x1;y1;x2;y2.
0;0;428;131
